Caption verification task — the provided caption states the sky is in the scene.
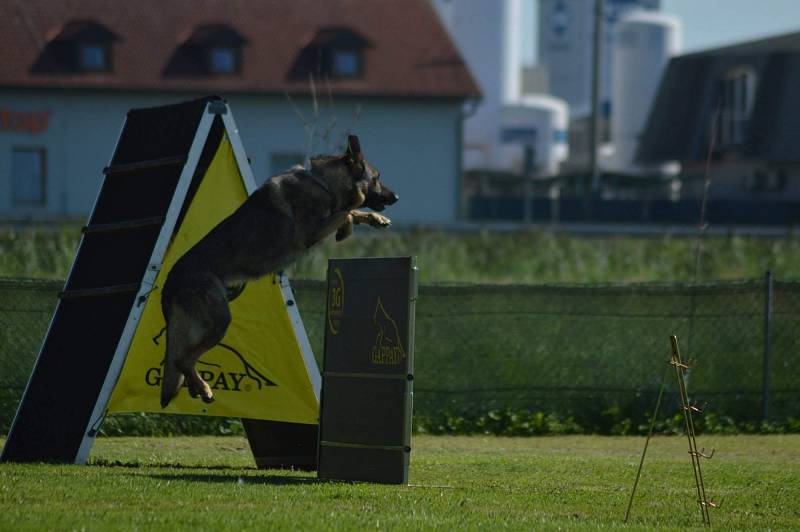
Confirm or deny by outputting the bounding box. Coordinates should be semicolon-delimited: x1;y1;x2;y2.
522;0;800;64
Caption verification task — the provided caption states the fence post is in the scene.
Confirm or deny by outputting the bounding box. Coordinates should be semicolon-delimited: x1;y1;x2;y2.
762;269;774;422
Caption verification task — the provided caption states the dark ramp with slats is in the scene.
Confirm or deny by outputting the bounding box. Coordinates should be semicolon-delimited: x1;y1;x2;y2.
1;96;221;463
318;257;417;484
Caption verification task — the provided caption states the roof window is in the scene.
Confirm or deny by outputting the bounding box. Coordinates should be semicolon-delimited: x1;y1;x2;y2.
79;43;109;71
32;20;118;74
164;25;248;77
288;27;369;80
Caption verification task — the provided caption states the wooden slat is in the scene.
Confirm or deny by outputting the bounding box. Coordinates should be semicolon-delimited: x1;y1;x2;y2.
81;216;164;235
59;283;140;300
103;155;186;175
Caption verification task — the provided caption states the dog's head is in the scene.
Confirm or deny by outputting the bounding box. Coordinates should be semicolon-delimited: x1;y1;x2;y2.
342;135;399;212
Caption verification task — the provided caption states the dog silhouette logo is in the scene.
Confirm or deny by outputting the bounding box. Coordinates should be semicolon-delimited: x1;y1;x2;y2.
371;297;406;365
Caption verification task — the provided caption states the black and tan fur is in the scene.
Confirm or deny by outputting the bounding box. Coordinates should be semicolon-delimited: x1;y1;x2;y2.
159;135;398;408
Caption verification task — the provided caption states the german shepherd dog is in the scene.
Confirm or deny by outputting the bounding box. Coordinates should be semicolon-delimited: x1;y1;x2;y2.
159;135;398;408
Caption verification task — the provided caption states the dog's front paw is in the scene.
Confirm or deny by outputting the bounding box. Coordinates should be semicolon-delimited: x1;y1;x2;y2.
368;213;391;228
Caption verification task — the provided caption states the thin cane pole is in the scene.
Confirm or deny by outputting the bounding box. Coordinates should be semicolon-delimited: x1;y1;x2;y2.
624;361;671;523
670;335;710;526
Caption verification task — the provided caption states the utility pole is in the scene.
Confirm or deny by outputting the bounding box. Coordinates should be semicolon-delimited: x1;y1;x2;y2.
589;0;605;194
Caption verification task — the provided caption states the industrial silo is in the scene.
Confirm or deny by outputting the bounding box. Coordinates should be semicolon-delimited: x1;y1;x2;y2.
609;10;681;173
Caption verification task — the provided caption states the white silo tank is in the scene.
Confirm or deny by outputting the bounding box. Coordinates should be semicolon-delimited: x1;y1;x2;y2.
498;94;569;176
431;0;523;169
610;10;682;172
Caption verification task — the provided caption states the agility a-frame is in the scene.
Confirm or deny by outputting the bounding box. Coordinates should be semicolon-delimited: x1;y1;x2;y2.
1;97;321;466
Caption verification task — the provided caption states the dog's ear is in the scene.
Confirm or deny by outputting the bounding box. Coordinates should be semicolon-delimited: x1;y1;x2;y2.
345;134;364;163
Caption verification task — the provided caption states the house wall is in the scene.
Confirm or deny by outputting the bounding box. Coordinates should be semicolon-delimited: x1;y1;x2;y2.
0;89;463;223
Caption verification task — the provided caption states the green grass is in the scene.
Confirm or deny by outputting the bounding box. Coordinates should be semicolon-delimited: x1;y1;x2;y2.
3;224;800;283
1;435;797;530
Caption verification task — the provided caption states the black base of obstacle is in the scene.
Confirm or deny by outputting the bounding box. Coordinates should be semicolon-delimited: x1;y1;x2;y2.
242;419;318;471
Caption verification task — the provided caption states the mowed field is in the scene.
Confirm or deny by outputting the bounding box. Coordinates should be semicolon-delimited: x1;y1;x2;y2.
0;435;798;530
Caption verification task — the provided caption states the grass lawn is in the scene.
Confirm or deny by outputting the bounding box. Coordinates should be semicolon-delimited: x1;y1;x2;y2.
0;435;798;530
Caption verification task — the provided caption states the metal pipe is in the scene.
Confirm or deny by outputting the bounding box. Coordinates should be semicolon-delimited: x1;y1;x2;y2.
763;269;774;421
589;0;605;193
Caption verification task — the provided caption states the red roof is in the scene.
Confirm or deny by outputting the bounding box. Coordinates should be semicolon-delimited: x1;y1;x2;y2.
1;0;481;99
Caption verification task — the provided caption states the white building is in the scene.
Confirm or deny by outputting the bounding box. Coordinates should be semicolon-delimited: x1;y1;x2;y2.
432;0;569;176
608;10;682;173
0;0;480;223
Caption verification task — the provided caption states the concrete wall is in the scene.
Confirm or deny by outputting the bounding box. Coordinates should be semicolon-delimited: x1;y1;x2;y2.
0;90;463;224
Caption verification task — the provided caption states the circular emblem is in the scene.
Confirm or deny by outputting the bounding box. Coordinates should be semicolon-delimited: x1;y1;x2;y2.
327;267;345;335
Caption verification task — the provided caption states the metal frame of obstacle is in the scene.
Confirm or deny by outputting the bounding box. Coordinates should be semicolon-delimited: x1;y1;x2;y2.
317;257;417;484
1;96;320;465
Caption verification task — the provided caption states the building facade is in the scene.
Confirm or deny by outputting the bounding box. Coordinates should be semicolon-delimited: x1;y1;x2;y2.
637;31;800;203
1;0;480;223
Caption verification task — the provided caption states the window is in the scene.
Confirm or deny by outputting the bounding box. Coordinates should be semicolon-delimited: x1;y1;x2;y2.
332;49;360;78
80;43;108;71
164;25;247;78
31;21;118;74
717;67;757;147
11;148;46;205
287;28;369;81
744;169;787;192
209;46;237;74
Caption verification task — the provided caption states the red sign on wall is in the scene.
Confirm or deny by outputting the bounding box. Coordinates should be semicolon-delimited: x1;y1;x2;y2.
0;108;50;135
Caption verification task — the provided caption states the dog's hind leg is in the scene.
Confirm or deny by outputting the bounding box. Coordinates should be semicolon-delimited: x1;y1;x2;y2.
160;277;232;407
179;356;213;403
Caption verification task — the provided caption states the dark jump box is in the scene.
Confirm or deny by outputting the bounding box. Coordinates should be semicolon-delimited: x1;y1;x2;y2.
317;257;417;484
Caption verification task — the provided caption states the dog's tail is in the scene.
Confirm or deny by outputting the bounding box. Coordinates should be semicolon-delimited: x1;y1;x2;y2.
159;319;184;409
160;362;184;409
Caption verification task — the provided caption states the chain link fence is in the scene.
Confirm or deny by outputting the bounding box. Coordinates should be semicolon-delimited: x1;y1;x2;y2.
1;276;798;435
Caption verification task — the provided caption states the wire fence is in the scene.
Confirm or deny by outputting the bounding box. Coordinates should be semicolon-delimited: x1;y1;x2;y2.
1;276;798;435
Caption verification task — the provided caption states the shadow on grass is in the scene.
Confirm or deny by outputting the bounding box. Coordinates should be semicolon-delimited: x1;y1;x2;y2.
90;459;331;485
89;459;253;471
145;472;323;486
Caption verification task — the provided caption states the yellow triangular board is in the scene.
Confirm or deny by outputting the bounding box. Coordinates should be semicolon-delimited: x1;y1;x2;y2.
107;136;318;424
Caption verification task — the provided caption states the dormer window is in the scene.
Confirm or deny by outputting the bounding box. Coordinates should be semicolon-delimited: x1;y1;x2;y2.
79;43;109;71
32;20;118;74
332;49;361;78
209;45;237;75
164;24;247;77
288;27;369;81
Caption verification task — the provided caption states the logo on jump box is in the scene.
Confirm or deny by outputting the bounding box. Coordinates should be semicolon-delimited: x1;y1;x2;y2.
327;267;345;335
371;297;406;365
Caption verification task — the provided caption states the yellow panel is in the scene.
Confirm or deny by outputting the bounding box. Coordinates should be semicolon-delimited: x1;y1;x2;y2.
107;136;318;424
